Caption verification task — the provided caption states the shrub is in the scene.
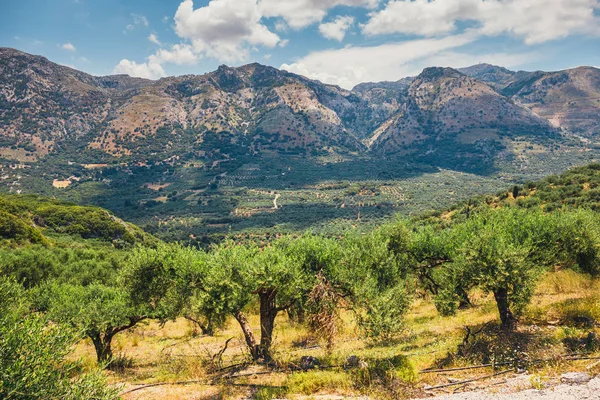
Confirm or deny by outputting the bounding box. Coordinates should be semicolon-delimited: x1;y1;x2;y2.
0;278;118;399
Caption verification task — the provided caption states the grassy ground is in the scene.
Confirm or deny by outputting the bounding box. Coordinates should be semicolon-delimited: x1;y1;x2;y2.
73;270;600;399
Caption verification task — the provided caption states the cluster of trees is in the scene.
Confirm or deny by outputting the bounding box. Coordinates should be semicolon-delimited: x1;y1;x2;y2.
3;205;599;373
0;194;153;247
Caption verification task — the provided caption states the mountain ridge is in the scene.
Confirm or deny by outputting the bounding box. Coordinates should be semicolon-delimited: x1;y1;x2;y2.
0;47;598;168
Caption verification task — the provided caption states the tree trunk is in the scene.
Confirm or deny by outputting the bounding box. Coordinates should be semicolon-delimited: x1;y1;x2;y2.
457;287;472;310
288;303;305;324
259;289;278;362
493;288;516;329
184;315;213;336
90;332;113;364
233;310;260;361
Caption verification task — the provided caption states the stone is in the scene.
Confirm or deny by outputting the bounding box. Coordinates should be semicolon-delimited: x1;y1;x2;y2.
299;356;320;370
560;372;592;385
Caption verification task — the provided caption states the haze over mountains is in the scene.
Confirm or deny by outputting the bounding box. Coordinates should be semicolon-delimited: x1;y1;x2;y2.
1;47;599;169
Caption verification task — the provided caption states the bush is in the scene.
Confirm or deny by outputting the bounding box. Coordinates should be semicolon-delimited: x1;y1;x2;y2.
0;210;45;244
0;278;118;399
286;370;352;394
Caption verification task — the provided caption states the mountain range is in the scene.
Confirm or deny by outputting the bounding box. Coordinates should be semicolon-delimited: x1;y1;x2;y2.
1;47;599;169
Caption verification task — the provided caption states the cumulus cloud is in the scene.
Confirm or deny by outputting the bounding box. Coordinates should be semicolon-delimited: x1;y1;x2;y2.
319;16;355;41
258;0;378;29
113;59;166;79
150;43;198;65
61;43;76;52
174;0;280;62
148;33;162;46
281;33;535;89
362;0;600;45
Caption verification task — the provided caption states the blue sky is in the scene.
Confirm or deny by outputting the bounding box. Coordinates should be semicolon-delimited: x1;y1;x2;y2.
1;0;599;89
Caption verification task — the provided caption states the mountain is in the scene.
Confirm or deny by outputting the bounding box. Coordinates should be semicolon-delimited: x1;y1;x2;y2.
457;63;519;89
504;67;600;136
0;48;366;162
365;67;556;172
457;63;600;136
2;47;592;167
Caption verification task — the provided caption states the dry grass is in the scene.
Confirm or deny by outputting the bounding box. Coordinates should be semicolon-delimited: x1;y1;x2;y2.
70;270;600;399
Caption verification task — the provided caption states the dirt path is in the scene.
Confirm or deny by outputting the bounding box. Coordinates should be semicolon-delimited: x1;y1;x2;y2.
425;374;600;400
273;193;280;209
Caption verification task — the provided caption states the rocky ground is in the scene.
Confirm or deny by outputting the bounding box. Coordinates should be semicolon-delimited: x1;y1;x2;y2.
426;372;600;400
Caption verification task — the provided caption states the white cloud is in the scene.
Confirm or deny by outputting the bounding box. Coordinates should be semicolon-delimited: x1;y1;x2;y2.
150;43;198;65
258;0;379;29
274;21;288;32
319;16;355;41
61;43;76;52
362;0;600;45
131;13;149;27
125;13;149;34
148;33;162;46
281;33;535;89
113;59;166;79
174;0;280;63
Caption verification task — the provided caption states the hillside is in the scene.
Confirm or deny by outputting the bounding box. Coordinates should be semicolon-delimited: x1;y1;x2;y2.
421;163;600;227
5;166;599;399
367;67;555;167
0;194;153;246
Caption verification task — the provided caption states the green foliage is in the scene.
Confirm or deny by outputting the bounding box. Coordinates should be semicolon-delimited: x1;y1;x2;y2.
0;245;124;288
119;243;191;319
37;283;138;337
0;210;45;244
0;194;153;245
285;370;352;394
342;230;412;341
0;278;117;399
351;355;416;389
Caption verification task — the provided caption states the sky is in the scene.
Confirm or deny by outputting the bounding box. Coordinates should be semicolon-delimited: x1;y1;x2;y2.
1;0;600;89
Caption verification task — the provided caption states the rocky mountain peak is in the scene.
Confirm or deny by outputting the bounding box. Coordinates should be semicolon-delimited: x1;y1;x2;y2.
417;67;463;82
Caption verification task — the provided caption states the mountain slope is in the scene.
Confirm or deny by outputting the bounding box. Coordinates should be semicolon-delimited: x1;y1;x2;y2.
367;67;556;167
0;48;367;161
503;67;600;135
457;63;519;89
3;48;594;168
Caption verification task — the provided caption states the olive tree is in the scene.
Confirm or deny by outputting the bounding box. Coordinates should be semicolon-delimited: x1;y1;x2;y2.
340;229;412;341
441;207;570;328
37;244;184;365
0;278;117;399
37;283;146;363
197;241;308;362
